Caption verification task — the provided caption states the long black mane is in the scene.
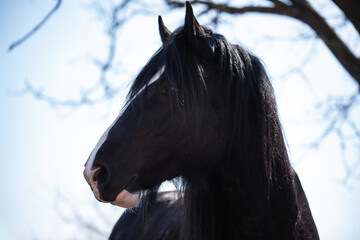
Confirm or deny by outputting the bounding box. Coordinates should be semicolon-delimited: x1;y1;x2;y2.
126;23;297;239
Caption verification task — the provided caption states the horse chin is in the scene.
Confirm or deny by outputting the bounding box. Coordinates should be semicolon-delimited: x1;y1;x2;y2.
110;190;140;208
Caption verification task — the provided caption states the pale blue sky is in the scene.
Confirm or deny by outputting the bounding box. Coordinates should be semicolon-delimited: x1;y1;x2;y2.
1;0;360;239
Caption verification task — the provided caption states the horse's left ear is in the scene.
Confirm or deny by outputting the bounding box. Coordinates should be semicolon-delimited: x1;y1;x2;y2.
184;1;215;60
158;15;172;43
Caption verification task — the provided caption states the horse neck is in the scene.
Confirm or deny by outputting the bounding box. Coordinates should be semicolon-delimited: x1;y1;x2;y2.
182;146;298;240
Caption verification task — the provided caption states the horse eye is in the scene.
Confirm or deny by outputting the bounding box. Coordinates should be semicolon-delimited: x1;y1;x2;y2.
162;88;171;95
162;87;178;95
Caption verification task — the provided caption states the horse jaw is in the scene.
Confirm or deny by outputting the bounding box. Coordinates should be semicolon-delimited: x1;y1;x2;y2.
110;190;140;208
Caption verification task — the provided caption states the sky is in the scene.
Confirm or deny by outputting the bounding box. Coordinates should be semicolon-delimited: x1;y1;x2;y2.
1;0;360;239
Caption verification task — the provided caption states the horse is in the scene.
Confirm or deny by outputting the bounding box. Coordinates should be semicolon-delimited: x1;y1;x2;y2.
84;2;319;239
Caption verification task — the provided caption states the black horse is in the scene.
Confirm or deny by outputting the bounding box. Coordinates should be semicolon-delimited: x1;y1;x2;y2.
84;2;319;239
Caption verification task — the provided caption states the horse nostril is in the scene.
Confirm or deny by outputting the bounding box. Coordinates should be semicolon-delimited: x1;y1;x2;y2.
92;166;108;185
93;169;100;182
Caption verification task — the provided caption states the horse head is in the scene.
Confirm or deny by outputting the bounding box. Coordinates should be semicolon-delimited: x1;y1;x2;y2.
84;2;231;208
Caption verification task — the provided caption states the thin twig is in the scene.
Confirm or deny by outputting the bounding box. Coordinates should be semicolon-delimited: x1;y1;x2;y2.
8;0;62;51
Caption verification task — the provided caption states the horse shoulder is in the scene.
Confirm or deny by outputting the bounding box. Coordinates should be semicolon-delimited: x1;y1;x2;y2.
109;191;184;240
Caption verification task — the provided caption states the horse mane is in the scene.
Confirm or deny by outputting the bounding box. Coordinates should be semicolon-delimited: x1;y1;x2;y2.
128;25;296;240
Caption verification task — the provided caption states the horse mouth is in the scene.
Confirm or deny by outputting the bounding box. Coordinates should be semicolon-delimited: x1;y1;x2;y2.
109;175;141;208
83;167;140;208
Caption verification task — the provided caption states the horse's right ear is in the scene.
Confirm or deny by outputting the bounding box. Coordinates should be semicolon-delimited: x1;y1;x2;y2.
184;1;204;46
184;1;215;61
158;16;172;43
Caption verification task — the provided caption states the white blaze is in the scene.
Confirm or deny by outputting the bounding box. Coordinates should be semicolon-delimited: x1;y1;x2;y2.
84;66;165;179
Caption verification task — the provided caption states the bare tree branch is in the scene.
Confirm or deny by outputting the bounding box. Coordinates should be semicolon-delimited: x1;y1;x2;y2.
166;0;293;16
8;0;62;51
15;0;139;107
275;36;318;81
312;93;359;146
289;0;360;89
332;0;360;33
309;92;360;182
18;80;98;107
93;0;134;99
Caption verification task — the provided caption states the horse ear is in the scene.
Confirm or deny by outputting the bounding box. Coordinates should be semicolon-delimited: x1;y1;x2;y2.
184;1;204;44
184;1;215;60
158;15;172;43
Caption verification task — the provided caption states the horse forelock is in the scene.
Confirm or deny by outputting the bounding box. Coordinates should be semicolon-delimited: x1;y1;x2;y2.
128;27;209;114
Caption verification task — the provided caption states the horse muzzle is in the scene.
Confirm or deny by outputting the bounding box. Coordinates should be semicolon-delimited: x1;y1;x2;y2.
83;166;140;208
